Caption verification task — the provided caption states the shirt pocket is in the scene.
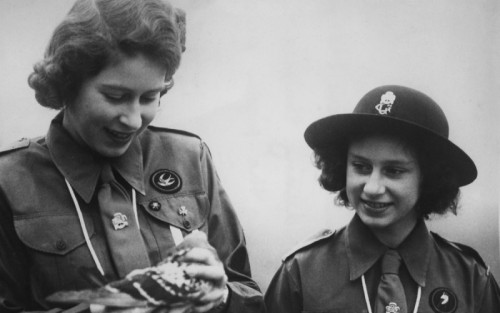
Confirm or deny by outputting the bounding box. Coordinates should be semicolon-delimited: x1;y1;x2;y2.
13;213;96;289
14;213;93;255
139;191;209;232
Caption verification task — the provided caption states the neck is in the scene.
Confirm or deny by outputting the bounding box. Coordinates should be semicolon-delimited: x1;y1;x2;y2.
370;213;419;248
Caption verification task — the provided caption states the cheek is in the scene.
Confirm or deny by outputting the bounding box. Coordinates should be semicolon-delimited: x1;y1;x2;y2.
400;178;421;204
141;105;159;125
345;171;362;198
346;169;362;188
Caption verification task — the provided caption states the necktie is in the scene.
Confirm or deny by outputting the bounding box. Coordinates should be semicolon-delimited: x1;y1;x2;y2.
374;249;408;313
98;163;150;277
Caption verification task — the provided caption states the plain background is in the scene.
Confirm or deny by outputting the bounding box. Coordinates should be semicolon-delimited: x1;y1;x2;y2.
1;0;498;292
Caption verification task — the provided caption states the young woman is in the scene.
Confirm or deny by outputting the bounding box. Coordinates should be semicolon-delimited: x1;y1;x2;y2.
265;85;500;312
0;0;265;312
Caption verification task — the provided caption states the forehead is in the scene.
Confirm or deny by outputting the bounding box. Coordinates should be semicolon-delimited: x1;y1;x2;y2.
92;52;167;88
347;134;417;162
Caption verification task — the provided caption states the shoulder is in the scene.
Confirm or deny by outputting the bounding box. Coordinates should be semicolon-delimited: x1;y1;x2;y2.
143;126;205;152
282;228;337;262
0;138;31;156
431;232;491;275
147;125;201;141
0;136;46;161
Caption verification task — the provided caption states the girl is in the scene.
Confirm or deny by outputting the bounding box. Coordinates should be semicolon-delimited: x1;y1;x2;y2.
265;85;499;313
0;0;264;312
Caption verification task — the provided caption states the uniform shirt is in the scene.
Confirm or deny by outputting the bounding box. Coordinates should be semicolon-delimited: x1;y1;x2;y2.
265;214;500;313
0;114;265;312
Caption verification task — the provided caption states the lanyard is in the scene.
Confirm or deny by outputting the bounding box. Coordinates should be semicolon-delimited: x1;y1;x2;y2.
64;179;184;276
361;274;422;313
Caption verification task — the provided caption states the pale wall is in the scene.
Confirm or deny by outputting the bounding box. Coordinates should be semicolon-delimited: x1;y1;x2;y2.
1;0;498;292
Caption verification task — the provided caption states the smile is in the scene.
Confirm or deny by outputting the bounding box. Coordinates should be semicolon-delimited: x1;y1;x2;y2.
361;199;391;210
105;128;134;141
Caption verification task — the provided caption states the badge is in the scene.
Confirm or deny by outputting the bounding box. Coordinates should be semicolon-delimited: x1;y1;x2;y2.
178;206;187;216
385;302;400;313
429;288;458;313
148;201;161;211
375;91;396;115
112;213;129;230
151;169;182;194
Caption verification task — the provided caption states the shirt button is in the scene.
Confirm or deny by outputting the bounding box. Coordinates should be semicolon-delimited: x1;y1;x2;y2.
56;240;67;251
148;201;161;211
183;220;191;229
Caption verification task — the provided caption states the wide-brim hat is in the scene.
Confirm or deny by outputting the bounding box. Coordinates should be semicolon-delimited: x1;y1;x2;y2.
304;85;477;186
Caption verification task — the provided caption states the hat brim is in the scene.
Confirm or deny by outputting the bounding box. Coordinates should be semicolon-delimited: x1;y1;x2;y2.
304;113;477;186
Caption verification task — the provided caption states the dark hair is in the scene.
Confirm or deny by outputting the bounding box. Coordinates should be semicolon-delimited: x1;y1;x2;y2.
28;0;186;109
313;131;461;218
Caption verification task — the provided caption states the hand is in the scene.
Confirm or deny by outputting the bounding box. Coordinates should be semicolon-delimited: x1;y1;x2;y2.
179;232;229;313
90;305;155;313
90;304;192;313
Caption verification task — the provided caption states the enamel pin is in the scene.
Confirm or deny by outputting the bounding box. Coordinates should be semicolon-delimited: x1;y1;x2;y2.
151;169;182;194
430;288;458;313
178;206;188;216
385;302;400;313
112;213;129;230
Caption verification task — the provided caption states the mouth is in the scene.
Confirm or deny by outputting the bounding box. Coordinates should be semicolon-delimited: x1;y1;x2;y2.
361;199;391;210
105;128;134;142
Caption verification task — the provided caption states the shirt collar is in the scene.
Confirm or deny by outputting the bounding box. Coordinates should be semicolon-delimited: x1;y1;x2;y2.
345;214;387;281
345;214;432;287
398;218;432;287
46;112;146;203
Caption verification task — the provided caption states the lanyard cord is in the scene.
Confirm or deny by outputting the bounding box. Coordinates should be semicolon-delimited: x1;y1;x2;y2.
65;179;105;276
361;274;422;313
65;178;185;277
64;179;183;276
65;179;140;276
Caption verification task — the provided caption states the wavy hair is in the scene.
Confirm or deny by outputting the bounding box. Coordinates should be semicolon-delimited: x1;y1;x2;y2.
313;131;461;219
28;0;186;109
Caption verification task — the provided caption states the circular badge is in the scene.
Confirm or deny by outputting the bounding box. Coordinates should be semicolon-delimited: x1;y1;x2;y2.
150;169;182;194
429;288;458;313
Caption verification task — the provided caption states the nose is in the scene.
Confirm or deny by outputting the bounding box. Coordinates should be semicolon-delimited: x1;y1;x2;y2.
119;101;142;130
363;171;385;196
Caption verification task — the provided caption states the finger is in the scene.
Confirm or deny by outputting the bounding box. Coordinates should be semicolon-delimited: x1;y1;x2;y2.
182;248;220;265
185;264;227;283
176;231;211;251
190;288;227;313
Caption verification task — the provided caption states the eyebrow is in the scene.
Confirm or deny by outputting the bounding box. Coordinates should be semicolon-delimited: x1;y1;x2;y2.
99;84;165;94
347;152;417;166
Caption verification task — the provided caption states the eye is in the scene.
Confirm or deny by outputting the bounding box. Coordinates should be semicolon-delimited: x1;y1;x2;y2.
350;161;371;174
103;93;127;103
140;93;160;105
384;167;406;177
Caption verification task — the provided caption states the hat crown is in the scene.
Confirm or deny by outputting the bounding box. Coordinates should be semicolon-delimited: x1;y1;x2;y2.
354;85;449;138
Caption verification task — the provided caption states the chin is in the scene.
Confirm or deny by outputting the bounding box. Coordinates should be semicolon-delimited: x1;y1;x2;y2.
96;145;130;158
357;212;391;229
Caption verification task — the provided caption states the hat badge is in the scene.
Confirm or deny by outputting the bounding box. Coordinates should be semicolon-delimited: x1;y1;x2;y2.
375;91;396;115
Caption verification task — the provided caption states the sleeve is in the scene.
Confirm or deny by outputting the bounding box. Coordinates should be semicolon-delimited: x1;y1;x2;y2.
199;142;266;313
478;272;500;313
264;258;302;313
